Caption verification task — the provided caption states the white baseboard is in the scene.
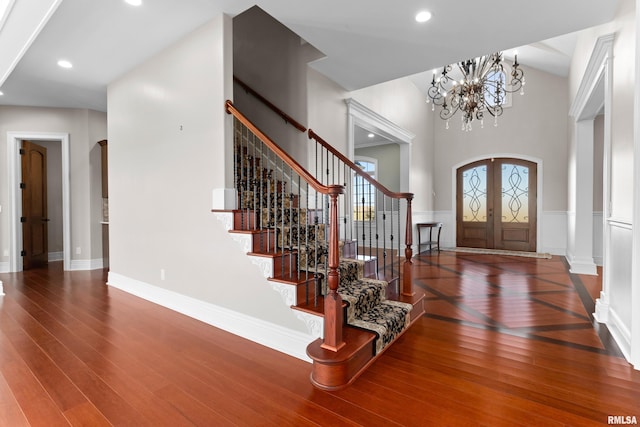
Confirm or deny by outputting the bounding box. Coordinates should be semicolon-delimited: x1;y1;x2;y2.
608;308;632;362
107;272;314;362
567;254;598;275
48;251;64;262
69;258;104;271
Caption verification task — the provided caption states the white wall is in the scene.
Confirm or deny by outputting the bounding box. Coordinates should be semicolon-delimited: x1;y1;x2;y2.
569;0;637;364
107;15;313;359
0;106;107;271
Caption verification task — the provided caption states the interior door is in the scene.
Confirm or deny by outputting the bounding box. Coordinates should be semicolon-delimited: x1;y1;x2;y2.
457;158;537;251
21;140;49;269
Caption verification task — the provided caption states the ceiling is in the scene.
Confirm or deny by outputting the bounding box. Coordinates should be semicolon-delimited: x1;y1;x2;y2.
0;0;621;112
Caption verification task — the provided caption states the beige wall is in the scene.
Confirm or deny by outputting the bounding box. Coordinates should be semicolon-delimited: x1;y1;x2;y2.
431;65;569;214
233;6;323;165
0;106;107;269
349;77;435;213
107;15;307;332
594;114;605;212
306;68;349;155
355;143;401;192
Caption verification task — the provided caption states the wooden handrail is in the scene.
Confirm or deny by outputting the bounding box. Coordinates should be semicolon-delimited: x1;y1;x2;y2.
226;100;340;196
233;76;307;133
308;129;413;200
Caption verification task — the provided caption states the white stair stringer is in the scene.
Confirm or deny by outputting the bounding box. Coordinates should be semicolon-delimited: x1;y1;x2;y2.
293;310;323;339
212;211;233;231
213;211;321;337
267;280;296;306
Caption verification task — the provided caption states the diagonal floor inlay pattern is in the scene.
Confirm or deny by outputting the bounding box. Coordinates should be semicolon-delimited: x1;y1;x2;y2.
414;252;620;356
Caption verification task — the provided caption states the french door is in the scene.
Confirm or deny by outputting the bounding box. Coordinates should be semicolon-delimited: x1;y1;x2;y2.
456;158;537;251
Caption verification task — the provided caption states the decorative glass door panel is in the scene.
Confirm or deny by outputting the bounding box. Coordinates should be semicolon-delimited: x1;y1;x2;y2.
501;163;529;223
457;158;537;251
462;165;487;223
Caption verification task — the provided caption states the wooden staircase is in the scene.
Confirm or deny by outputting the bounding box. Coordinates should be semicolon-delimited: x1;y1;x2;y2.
223;100;424;390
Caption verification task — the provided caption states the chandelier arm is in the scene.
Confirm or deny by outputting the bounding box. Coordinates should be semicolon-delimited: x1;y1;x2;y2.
486;104;504;118
439;102;459;120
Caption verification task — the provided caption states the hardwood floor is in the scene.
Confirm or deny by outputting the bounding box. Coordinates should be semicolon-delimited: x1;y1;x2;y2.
1;254;638;426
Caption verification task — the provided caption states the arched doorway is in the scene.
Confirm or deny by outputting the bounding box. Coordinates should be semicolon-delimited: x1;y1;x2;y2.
456;157;537;251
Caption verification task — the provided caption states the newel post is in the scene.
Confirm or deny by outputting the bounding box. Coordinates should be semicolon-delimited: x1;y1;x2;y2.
321;186;346;351
402;195;415;297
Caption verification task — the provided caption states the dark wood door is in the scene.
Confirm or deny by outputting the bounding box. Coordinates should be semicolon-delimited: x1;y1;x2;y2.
21;140;49;269
456;158;537;251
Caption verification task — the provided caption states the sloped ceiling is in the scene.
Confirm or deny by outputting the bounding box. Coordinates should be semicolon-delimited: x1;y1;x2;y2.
0;0;621;112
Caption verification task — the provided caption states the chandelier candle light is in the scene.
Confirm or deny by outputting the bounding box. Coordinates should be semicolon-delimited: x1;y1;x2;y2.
427;52;525;131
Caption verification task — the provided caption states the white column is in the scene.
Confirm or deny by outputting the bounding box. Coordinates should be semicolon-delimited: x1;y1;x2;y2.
570;120;597;275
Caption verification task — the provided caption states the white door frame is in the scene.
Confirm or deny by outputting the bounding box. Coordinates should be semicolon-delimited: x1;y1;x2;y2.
7;131;71;272
345;98;414;192
568;34;613;307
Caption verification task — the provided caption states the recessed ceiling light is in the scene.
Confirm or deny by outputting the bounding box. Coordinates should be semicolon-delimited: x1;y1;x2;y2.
415;11;432;23
368;133;375;138
57;59;73;69
125;0;142;5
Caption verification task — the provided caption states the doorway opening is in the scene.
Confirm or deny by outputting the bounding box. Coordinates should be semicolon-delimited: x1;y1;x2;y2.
7;132;70;272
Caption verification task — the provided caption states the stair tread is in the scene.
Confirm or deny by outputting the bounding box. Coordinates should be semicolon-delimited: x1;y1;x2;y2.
349;300;412;354
306;326;376;363
268;273;316;285
228;229;268;234
247;250;296;257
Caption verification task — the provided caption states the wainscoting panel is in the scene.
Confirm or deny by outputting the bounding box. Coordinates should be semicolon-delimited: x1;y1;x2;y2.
415;210;568;255
607;219;633;359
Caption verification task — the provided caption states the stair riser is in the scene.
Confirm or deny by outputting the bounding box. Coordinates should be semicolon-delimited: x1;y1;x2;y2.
295;277;320;306
272;253;298;278
308;338;375;391
233;210;258;230
251;231;276;253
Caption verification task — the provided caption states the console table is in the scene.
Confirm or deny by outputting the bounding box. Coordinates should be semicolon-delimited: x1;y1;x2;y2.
417;222;442;253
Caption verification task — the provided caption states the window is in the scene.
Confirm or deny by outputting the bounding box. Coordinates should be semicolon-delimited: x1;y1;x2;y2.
484;70;513;108
353;157;376;221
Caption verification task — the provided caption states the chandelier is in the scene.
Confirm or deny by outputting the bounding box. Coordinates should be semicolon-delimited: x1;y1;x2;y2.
426;52;525;131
